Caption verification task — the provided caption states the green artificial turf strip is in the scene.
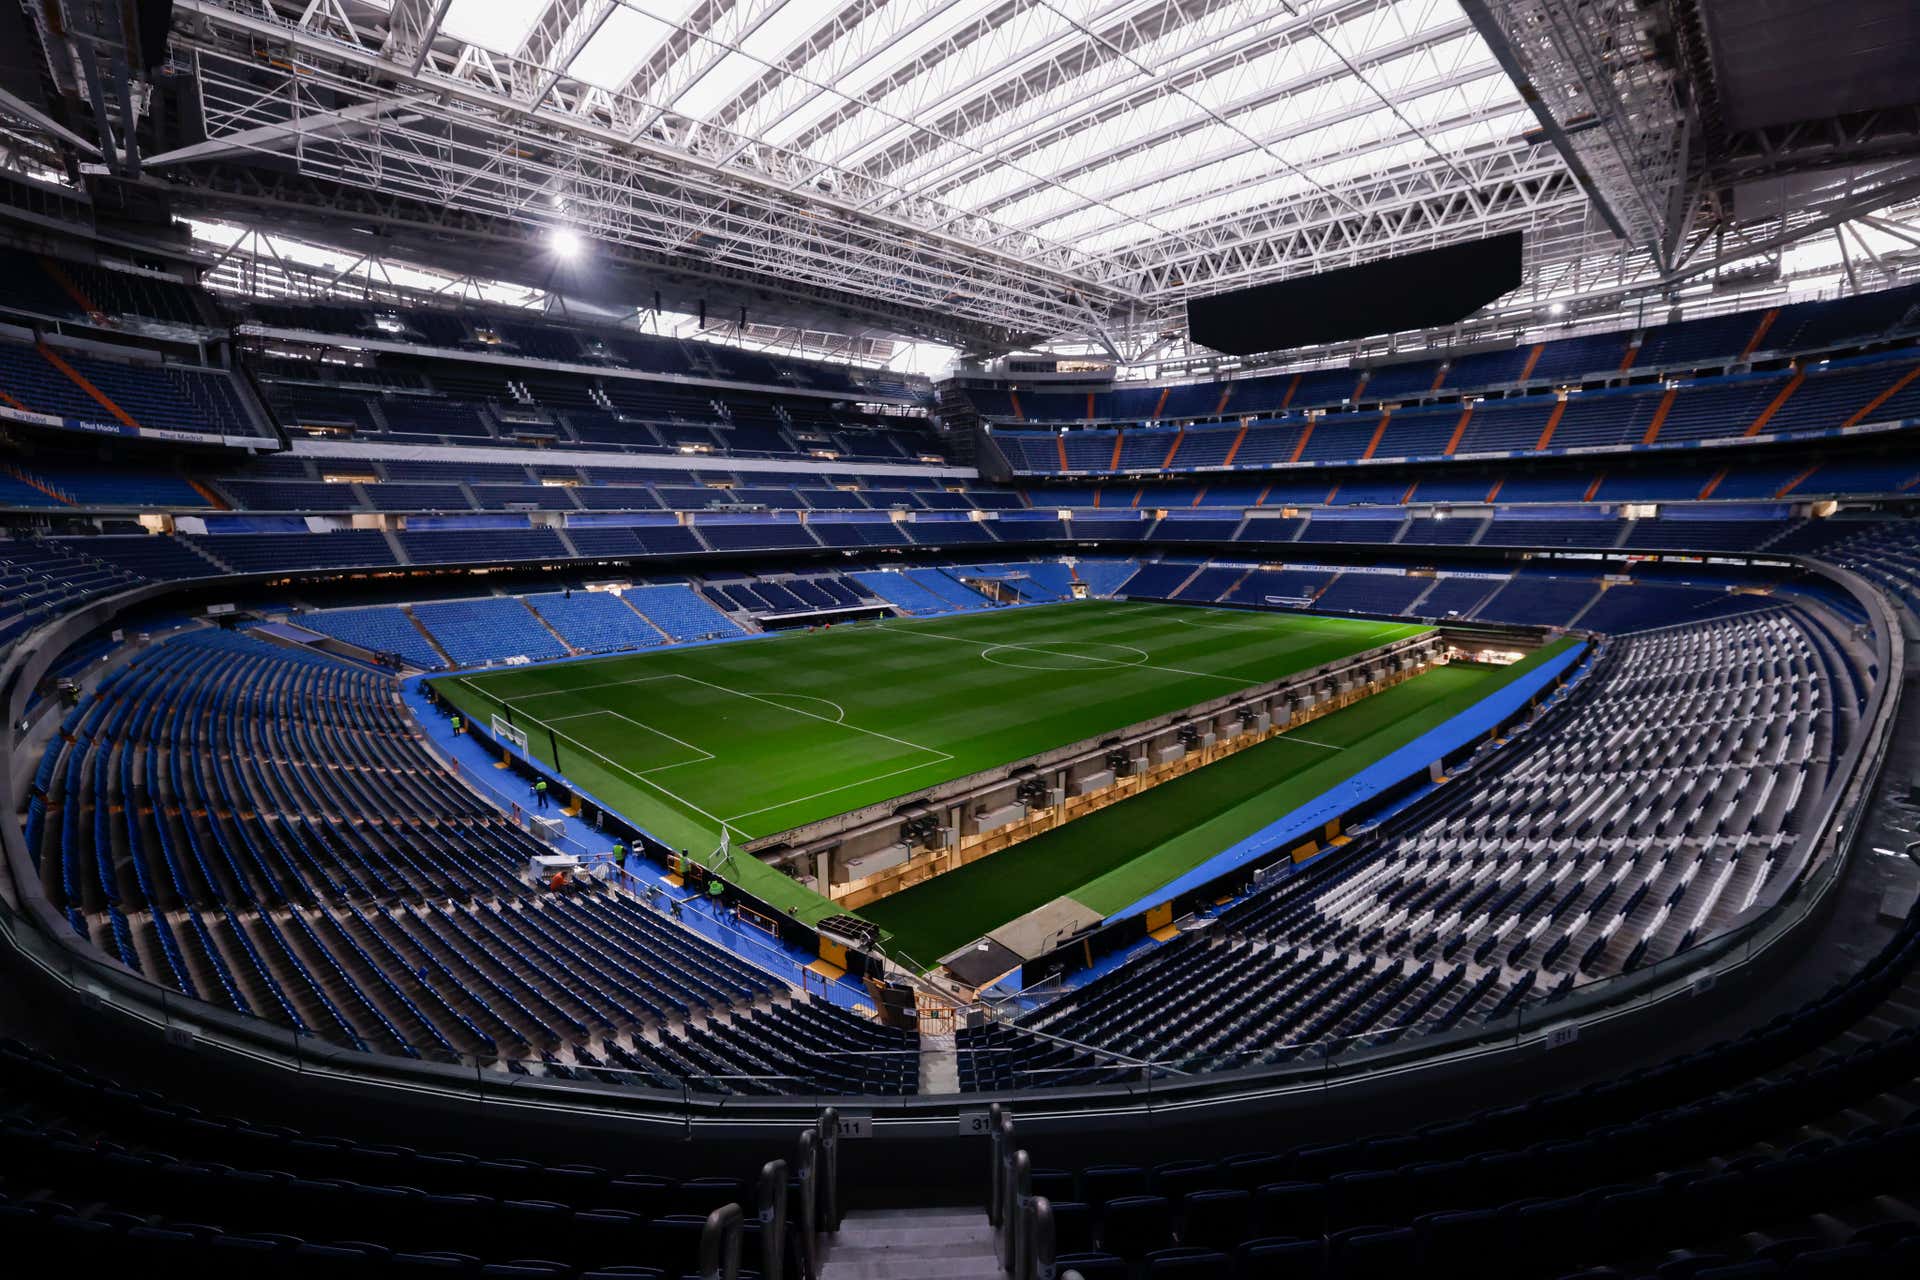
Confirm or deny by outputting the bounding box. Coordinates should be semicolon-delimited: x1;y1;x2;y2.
861;638;1580;966
432;601;1424;923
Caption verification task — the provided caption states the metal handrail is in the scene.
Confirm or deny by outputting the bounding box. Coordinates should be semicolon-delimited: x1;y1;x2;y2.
757;1158;788;1280
698;1203;743;1280
817;1107;842;1234
1027;1195;1055;1280
999;1149;1031;1273
793;1129;819;1279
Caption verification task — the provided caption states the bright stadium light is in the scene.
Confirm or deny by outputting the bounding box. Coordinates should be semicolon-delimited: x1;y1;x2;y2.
549;227;583;259
1548;301;1567;315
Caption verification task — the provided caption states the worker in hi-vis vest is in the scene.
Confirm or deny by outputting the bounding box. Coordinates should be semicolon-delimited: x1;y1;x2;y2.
533;778;550;809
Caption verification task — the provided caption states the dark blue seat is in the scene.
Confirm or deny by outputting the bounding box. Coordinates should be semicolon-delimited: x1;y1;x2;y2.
1178;1189;1251;1251
1254;1182;1325;1238
1082;1164;1149;1209
1144;1246;1234;1277
1222;1153;1285;1191
1416;1208;1504;1278
1329;1225;1417;1280
1152;1159;1221;1205
1238;1236;1326;1279
1050;1201;1095;1255
1099;1195;1173;1260
1055;1252;1129;1280
1032;1168;1077;1204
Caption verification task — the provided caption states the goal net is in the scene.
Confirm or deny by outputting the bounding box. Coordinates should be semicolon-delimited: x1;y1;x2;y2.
492;714;530;755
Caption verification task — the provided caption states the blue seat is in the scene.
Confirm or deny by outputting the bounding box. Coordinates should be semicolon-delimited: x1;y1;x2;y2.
1054;1253;1129;1280
1238;1236;1326;1278
1254;1182;1325;1238
1050;1201;1095;1255
1081;1164;1148;1209
1144;1246;1234;1278
1099;1194;1173;1260
1153;1159;1221;1205
1178;1189;1251;1251
1329;1225;1418;1280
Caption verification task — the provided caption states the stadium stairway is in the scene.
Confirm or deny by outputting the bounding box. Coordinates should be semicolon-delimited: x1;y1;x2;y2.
820;1207;1001;1280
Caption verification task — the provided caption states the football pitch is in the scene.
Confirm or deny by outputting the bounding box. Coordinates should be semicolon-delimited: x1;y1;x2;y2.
433;600;1427;927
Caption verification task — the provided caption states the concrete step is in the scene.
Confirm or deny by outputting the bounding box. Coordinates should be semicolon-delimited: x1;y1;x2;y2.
819;1208;1001;1280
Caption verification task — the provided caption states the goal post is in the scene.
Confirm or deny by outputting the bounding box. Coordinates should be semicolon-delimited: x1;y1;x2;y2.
492;714;530;756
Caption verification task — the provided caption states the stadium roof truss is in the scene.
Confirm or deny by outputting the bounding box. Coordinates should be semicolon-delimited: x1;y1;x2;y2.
119;1;1920;356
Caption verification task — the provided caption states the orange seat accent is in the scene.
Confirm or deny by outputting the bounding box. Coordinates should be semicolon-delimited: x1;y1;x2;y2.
1582;472;1605;502
1152;387;1170;419
1161;429;1185;469
39;257;104;321
1839;363;1920;429
1279;373;1301;410
1287;419;1315;463
1010;389;1024;421
1361;411;1392;461
1442;404;1474;456
1697;468;1727;500
1741;308;1778;360
36;344;141;430
1221;422;1249;466
1518;343;1544;382
1534;399;1567;451
1055;432;1069;470
1642;387;1678;445
189;479;231;510
1108;432;1125;471
1774;465;1818;498
1485;478;1503;502
1744;370;1804;438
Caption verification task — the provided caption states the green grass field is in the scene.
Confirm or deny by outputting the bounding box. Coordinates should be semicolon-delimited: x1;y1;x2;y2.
862;637;1578;966
433;601;1426;924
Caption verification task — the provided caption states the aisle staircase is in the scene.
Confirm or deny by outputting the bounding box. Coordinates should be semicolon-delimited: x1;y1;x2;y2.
820;1207;1001;1280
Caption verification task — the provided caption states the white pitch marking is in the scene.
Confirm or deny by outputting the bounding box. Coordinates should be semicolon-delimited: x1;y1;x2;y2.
538;718;746;842
495;672;681;702
546;708;715;772
1279;735;1346;751
874;621;1251;686
669;673;952;764
746;691;848;723
721;758;950;825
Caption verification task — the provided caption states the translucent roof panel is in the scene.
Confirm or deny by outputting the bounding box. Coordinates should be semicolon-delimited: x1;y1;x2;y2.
179;0;1649;345
571;1;704;92
669;0;826;122
439;0;546;56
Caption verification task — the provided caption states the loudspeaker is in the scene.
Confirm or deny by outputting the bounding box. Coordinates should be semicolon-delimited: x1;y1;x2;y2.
1186;232;1523;356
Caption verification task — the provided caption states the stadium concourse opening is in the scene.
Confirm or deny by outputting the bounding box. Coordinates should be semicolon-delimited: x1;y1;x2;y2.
428;600;1556;975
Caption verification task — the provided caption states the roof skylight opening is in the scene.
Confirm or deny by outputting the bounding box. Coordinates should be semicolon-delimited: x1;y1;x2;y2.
571;0;704;92
439;0;546;55
672;0;823;122
759;0;1000;148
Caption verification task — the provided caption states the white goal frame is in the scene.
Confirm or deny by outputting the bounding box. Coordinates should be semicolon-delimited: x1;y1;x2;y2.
492;714;530;755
